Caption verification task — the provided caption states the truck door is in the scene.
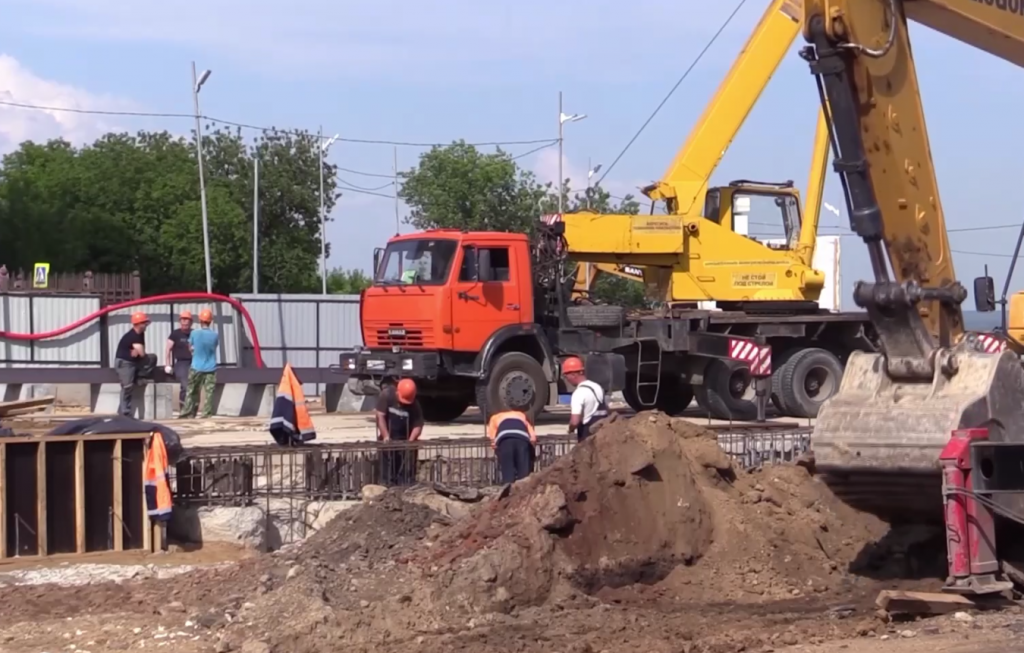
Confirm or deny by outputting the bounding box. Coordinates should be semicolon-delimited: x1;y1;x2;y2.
451;243;523;352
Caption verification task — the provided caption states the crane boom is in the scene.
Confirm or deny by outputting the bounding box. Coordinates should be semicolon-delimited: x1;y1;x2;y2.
800;0;1024;522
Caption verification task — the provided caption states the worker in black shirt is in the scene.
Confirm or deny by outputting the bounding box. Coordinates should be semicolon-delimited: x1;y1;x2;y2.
114;312;157;417
163;310;193;407
374;378;423;486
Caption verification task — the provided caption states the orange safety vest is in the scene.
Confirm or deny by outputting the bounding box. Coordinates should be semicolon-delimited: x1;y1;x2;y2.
269;363;317;446
486;410;537;449
144;431;173;521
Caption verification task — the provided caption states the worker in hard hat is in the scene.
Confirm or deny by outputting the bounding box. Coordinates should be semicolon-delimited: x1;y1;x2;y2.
164;310;194;408
487;408;537;483
562;357;608;442
180;308;219;419
114;311;156;417
374;378;424;486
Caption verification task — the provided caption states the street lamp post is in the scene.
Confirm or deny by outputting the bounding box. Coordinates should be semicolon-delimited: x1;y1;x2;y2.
319;129;340;294
192;62;213;294
586;159;602;209
557;91;586;218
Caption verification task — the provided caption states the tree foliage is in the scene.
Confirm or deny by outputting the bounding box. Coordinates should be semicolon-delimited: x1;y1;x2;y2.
0;125;336;294
326;267;372;294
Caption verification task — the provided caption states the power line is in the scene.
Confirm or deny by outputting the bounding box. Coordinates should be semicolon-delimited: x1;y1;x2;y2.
336;166;395;179
0;99;556;148
511;140;558;160
337;178;395;192
337;185;397;199
595;0;749;185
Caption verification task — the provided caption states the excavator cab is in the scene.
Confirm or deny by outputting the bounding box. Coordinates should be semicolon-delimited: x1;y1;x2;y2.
704;180;802;249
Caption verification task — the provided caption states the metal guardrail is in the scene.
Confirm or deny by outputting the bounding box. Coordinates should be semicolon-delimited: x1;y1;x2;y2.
172;424;814;507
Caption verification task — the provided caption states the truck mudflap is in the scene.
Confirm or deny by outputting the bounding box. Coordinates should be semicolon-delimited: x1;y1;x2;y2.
812;346;1024;522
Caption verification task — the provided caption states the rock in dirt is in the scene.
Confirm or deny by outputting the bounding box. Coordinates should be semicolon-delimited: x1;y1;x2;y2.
361;484;388;500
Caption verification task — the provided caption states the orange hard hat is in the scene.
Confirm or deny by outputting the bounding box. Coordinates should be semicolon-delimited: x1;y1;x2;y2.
198;308;214;323
561;357;584;375
396;378;417;404
130;311;149;325
179;310;193;320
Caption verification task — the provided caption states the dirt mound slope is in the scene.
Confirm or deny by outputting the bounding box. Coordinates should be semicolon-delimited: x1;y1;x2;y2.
424;413;888;613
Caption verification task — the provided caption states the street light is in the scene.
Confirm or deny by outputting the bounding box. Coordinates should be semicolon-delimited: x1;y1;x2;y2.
192;62;213;294
557;91;586;219
586;160;602;209
319;130;340;294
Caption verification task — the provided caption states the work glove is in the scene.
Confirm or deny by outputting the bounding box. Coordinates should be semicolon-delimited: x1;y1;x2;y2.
164;365;173;374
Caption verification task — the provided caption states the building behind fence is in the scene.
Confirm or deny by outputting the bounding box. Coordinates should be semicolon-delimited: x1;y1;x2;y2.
0;291;363;395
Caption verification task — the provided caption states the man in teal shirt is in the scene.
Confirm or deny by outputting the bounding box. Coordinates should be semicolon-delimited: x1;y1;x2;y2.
181;308;219;419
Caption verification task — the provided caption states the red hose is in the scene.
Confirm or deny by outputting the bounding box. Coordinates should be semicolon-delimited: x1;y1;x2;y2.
0;292;265;368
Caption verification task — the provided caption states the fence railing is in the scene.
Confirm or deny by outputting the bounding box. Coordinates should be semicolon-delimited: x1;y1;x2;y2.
0;269;141;306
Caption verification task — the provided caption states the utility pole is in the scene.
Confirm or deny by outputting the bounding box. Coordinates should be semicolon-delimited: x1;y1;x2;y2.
318;126;326;295
252;156;259;294
557;92;587;218
393;146;400;234
191;62;213;294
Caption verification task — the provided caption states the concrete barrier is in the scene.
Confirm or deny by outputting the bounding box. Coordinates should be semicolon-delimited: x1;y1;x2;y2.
321;383;375;413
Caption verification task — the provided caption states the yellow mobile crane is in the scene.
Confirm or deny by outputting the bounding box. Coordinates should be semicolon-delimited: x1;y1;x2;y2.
799;0;1024;547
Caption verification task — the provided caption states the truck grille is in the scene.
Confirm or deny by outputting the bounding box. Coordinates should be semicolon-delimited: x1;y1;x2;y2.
364;321;435;348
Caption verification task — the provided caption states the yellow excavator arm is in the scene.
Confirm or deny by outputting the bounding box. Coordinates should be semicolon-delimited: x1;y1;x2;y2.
564;0;836;305
801;0;1024;523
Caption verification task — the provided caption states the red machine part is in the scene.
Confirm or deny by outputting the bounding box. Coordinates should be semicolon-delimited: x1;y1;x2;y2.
0;292;265;368
939;428;1011;594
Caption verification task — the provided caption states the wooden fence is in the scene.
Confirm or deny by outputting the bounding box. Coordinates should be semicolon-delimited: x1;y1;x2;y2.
0;268;141;306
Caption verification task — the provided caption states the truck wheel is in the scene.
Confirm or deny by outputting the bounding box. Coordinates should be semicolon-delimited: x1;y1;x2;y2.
702;359;758;421
479;352;549;420
770;349;801;415
566;305;625;328
622;374;657;412
420;396;471;423
779;348;843;418
655;375;694;416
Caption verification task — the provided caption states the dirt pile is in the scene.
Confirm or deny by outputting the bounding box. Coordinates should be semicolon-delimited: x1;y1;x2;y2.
423;413;889;613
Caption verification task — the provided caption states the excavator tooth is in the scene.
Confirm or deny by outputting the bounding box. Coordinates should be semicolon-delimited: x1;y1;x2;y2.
812;349;1024;523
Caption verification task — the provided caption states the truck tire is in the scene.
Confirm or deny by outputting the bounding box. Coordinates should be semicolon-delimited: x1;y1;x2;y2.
566;305;625;328
778;348;844;418
622;374;656;412
702;358;758;421
478;352;549;420
770;349;801;415
421;396;471;423
622;374;693;416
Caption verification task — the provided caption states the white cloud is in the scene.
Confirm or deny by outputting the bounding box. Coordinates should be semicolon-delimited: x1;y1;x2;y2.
4;0;768;81
0;54;137;152
530;148;651;209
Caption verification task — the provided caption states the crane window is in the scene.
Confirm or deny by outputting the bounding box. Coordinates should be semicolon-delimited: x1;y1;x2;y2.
732;192;801;249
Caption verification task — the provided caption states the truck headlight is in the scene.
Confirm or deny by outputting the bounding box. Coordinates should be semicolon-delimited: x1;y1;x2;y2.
402;358;414;371
344;358;356;370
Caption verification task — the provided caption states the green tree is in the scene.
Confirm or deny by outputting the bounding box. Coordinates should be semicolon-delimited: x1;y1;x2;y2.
326;267;372;294
0;125;335;294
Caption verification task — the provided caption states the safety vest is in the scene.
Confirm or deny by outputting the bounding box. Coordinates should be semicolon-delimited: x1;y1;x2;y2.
487;410;537;448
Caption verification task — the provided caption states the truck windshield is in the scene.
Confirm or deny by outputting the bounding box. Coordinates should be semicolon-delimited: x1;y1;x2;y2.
375;238;458;286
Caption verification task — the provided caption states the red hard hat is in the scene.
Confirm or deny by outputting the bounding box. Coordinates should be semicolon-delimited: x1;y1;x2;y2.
198;308;214;323
179;310;193;320
131;311;149;326
561;357;584;375
396;378;417;404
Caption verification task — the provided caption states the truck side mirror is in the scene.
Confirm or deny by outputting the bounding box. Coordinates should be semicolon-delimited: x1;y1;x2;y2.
372;247;383;278
478;249;494;282
974;276;996;312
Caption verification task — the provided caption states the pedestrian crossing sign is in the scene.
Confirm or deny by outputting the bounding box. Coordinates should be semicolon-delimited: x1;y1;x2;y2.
33;263;49;289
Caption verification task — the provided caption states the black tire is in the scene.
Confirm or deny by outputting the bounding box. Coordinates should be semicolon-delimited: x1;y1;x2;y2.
478;352;549;420
770;348;801;415
779;348;844;418
621;374;654;412
655;375;694;416
702;358;758;421
693;382;711;417
420;395;472;423
566;305;625;328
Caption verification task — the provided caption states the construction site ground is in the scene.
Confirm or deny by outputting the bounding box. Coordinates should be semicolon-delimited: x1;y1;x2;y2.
2;411;1021;653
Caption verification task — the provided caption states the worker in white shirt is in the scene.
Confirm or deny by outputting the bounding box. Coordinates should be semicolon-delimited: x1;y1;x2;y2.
562;357;608;442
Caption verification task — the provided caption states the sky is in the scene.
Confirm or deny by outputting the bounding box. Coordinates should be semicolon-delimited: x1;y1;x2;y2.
0;0;1021;308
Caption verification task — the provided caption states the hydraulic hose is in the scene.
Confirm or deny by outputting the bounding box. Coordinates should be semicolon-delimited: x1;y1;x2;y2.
0;292;265;368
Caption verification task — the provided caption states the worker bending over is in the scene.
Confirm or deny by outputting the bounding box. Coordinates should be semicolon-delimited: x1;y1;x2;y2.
487;409;537;483
164;310;194;407
180;308;219;419
375;378;423;485
562;357;608;442
114;312;157;417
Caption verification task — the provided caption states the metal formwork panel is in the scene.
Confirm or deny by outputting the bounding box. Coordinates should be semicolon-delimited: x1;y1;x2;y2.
31;295;103;364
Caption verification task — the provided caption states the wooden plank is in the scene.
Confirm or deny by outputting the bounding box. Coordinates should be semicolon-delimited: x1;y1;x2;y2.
0;442;6;559
74;440;85;554
112;439;123;552
0;396;54;418
876;590;1012;616
36;441;46;556
0;433;152;445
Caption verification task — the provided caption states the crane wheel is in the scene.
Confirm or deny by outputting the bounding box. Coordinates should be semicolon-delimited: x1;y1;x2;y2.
622;373;693;416
778;348;843;419
420;396;472;423
701;359;758;421
477;352;549;420
770;348;801;415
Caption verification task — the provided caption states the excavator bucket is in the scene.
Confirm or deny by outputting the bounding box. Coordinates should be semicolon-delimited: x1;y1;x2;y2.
812;348;1024;523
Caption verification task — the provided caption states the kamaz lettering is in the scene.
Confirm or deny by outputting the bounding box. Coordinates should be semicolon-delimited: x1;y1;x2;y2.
973;0;1024;16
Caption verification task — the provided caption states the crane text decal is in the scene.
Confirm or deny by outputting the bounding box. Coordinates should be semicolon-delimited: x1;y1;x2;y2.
974;0;1024;15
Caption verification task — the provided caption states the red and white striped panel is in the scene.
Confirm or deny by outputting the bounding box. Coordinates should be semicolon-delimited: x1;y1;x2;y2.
541;213;563;225
728;339;772;376
977;333;1007;354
